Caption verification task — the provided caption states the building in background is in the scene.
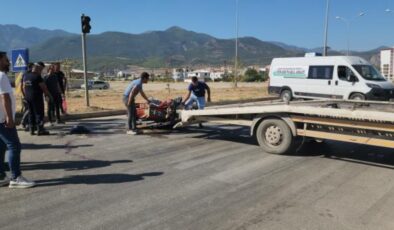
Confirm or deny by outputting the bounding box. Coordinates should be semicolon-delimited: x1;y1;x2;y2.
70;69;98;79
210;71;224;81
186;69;211;82
172;68;190;81
380;48;394;81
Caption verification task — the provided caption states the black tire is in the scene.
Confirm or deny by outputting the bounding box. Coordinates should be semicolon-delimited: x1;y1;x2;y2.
349;93;366;100
103;85;109;90
256;119;294;154
280;89;292;102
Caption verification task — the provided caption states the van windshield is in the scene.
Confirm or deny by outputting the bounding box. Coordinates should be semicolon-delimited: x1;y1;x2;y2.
352;65;386;81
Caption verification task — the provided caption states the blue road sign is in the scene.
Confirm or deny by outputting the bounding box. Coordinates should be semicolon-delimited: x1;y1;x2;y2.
11;49;29;72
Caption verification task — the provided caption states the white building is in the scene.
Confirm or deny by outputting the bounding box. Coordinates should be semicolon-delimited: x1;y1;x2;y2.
380;48;394;81
173;68;226;82
210;72;224;81
70;69;98;78
185;70;210;82
172;68;189;81
116;71;125;78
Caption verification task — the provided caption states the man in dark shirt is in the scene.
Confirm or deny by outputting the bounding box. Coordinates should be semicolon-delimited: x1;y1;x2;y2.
53;63;67;114
20;63;34;130
183;76;211;110
44;64;64;124
183;76;211;128
22;62;52;135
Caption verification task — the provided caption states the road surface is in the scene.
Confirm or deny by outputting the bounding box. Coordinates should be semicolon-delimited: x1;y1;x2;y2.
0;116;393;230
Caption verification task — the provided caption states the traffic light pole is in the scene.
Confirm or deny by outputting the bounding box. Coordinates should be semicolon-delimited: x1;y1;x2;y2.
81;32;90;107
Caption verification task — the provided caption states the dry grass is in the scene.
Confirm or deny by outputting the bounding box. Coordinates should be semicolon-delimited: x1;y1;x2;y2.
16;81;270;114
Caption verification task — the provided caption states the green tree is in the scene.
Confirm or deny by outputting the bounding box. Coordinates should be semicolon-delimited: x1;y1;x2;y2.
242;68;269;82
221;73;233;82
243;68;260;82
261;71;269;82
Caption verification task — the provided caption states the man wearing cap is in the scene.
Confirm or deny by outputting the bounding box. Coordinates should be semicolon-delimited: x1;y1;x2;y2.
123;72;150;135
22;62;52;135
0;51;35;188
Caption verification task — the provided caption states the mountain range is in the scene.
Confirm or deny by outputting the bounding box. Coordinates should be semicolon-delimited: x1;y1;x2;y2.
0;24;73;52
0;24;384;71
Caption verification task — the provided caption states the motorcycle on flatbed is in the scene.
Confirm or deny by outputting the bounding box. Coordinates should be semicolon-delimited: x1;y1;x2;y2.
135;97;183;129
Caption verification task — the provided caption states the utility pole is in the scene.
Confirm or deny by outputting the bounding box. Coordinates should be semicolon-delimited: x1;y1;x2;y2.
323;0;330;56
81;33;89;106
81;14;91;107
234;0;239;88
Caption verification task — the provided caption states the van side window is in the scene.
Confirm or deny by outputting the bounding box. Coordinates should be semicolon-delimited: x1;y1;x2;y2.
338;66;358;82
308;66;333;80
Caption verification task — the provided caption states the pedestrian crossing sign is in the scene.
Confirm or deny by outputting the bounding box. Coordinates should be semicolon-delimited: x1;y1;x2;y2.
11;49;29;72
15;54;26;67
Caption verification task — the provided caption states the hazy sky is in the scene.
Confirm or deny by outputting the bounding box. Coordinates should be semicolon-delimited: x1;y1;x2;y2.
2;0;394;51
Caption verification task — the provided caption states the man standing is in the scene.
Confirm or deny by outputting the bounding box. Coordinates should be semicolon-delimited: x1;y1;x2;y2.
53;63;67;114
20;63;34;130
23;62;52;135
0;51;35;188
123;72;150;135
44;64;64;124
183;76;211;110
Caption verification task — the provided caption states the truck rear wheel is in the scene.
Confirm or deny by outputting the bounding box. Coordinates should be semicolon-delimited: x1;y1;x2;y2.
280;89;292;102
256;119;294;154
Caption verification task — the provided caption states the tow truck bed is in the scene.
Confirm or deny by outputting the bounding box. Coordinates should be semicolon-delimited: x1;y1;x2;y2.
177;100;394;154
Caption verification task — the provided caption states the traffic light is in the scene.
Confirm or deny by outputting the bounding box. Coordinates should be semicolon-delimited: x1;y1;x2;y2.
81;14;91;34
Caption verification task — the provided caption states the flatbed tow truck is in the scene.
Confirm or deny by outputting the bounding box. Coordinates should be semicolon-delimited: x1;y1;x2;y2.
176;100;394;154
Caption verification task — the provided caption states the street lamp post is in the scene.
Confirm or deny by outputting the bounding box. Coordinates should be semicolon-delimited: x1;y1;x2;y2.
335;12;365;56
385;0;392;13
336;16;351;56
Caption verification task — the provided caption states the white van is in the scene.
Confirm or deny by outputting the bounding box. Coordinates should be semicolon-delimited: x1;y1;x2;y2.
269;56;394;101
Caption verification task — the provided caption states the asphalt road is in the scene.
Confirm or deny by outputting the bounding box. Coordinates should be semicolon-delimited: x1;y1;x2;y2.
0;116;393;230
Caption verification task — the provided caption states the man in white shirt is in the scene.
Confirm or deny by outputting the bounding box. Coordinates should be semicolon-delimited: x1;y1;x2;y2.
0;51;35;188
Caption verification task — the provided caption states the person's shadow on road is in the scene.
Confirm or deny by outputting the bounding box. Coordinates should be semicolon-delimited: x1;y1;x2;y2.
22;143;93;150
35;172;163;187
21;160;133;171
